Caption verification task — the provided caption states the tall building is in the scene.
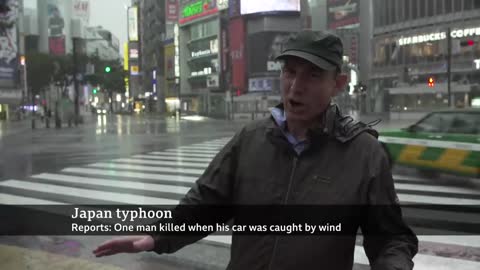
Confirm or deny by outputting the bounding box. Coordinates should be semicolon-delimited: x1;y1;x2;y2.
138;0;167;113
176;0;226;117
85;26;120;61
370;0;480;118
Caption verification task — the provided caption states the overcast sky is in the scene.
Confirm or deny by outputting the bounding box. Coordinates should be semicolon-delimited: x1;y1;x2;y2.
24;0;131;51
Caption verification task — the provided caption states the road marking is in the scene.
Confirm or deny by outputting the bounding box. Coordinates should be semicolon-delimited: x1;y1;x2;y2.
395;183;480;195
112;158;209;168
164;149;220;154
61;167;197;184
178;146;223;151
419;236;480;248
0;180;178;204
133;154;213;163
31;173;191;195
0;193;65;205
399;193;480;205
88;162;205;175
149;151;216;158
393;174;430;182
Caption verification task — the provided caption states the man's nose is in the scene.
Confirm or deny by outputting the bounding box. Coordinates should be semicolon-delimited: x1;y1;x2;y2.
290;76;306;94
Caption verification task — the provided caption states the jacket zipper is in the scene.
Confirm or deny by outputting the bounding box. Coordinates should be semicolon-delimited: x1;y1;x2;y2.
268;156;298;270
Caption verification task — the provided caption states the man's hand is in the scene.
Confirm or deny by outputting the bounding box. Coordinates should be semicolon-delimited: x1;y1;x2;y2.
93;235;155;257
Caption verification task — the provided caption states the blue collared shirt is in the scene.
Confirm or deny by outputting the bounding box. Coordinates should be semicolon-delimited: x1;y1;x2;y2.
271;107;308;155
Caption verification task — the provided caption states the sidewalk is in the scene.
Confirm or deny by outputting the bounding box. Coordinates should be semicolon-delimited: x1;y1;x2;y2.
0;115;97;138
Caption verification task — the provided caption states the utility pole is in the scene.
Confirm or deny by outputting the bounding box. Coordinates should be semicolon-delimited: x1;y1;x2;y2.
447;27;452;107
73;37;80;126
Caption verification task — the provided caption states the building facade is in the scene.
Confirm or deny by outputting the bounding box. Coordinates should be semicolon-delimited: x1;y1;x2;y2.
85;26;120;61
176;0;226;117
137;0;168;113
371;0;480;118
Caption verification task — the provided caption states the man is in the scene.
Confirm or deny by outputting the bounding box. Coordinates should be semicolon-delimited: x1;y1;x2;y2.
93;30;418;270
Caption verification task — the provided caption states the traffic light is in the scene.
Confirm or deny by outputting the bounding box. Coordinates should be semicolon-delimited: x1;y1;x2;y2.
105;66;111;73
93;88;98;94
460;39;475;47
428;77;435;88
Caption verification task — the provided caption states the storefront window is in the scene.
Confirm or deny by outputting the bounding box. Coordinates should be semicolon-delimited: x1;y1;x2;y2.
373;42;387;66
189;20;218;40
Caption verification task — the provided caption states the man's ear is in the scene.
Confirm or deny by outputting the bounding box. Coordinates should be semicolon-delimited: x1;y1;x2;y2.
333;74;348;95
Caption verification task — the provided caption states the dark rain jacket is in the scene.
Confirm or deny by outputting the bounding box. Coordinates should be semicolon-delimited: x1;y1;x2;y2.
149;103;418;270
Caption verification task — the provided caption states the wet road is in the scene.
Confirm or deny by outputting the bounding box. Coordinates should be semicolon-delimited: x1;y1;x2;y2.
0;114;479;270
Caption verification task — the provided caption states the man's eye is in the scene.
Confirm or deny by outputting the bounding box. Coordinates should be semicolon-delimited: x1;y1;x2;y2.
283;68;295;74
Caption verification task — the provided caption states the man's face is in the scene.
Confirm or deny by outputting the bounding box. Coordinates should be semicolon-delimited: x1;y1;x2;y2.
281;56;345;123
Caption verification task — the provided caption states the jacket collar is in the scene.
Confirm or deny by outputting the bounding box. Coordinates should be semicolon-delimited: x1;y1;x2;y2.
266;103;379;144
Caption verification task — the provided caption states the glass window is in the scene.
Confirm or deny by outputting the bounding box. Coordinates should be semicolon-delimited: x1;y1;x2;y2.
412;0;419;18
385;0;393;25
436;0;444;14
420;0;426;17
405;0;411;19
386;0;392;25
475;0;480;8
414;112;455;133
378;0;386;26
465;0;474;9
427;0;435;16
447;113;480;134
454;0;462;11
445;0;453;13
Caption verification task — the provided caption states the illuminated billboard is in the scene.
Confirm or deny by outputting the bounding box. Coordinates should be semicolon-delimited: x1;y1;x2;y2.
327;0;360;29
179;0;218;24
128;6;138;41
240;0;300;15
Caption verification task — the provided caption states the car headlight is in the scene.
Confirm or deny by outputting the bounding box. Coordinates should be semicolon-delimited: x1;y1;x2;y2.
102;109;107;113
97;109;101;114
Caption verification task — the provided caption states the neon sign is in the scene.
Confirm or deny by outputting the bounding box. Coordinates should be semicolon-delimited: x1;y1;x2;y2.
398;26;480;46
180;0;218;24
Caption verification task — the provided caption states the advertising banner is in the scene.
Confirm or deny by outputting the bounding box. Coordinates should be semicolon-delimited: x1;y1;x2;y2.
49;36;66;55
241;0;300;15
166;0;179;22
327;0;360;30
247;32;291;74
72;0;90;23
128;6;138;41
179;0;218;25
229;17;246;92
0;0;19;88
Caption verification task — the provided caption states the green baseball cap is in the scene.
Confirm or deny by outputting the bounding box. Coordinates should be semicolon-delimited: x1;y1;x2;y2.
275;30;344;71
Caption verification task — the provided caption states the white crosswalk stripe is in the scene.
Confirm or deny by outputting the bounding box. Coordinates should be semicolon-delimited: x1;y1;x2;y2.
112;158;210;168
0;137;478;269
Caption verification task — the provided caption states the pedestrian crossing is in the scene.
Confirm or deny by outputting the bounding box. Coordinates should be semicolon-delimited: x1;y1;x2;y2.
0;137;479;269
